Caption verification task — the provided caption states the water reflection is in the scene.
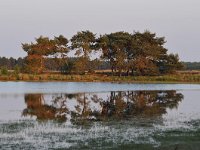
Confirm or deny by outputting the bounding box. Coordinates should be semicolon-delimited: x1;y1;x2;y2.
23;94;69;122
22;91;183;123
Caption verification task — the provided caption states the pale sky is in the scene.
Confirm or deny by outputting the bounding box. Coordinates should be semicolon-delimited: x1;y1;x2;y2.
0;0;200;61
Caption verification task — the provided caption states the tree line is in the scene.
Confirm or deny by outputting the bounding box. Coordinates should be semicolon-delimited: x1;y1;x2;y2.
0;57;24;70
184;62;200;70
0;57;110;72
1;30;184;76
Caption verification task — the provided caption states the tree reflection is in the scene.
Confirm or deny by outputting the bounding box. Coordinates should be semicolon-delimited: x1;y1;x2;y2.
99;91;183;119
22;94;70;122
22;91;183;123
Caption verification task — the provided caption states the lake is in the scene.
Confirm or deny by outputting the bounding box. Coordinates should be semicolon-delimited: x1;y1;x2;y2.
0;82;200;149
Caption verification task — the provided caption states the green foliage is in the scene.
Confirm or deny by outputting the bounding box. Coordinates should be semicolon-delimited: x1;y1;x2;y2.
22;35;69;73
183;62;200;70
96;31;173;76
88;59;102;73
18;30;184;76
1;66;8;75
159;54;184;74
96;32;132;75
61;61;74;74
73;57;89;74
0;57;24;70
22;35;68;56
14;65;20;75
23;55;43;74
70;30;96;72
71;30;96;57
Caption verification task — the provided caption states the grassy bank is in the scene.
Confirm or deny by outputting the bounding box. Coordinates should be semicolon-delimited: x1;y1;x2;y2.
0;72;200;83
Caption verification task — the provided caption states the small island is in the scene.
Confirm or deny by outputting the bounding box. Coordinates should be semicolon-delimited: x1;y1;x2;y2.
0;30;199;83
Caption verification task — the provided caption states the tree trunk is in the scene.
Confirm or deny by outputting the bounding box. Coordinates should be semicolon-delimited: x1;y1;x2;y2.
40;56;44;73
111;66;114;76
126;69;129;76
131;69;134;76
119;69;122;77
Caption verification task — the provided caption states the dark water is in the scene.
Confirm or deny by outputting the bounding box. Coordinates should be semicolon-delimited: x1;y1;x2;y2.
0;82;200;149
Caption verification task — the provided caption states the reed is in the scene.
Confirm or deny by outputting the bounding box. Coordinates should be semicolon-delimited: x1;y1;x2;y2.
0;72;200;83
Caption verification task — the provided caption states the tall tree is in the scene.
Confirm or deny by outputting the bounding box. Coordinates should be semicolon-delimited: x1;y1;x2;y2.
22;35;68;73
96;32;132;76
129;31;167;75
70;30;96;73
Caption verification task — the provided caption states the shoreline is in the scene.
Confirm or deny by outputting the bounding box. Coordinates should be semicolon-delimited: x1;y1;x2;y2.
0;73;200;84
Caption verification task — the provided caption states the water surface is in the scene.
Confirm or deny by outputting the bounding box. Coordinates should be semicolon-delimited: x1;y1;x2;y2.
0;82;200;149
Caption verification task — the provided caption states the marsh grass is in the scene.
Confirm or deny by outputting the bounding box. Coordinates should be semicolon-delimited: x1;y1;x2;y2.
0;72;200;83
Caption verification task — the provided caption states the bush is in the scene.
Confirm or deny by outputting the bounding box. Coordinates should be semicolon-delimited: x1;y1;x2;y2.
14;65;20;75
1;66;8;75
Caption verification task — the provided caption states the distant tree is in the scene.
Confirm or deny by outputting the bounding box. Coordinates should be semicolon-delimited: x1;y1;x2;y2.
8;57;16;69
88;58;102;73
73;57;89;74
183;62;200;70
0;57;24;70
1;66;8;75
0;57;9;68
159;53;184;74
62;61;75;74
22;35;68;73
71;30;96;73
14;65;21;75
17;57;25;68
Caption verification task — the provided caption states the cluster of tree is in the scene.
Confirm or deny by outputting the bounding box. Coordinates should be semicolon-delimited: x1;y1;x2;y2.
21;30;183;76
0;57;24;70
183;62;200;70
22;90;183;123
44;57;107;73
0;30;184;76
22;35;69;73
0;56;110;73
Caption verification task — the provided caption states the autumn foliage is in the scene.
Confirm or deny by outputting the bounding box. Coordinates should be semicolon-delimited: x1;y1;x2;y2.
21;30;183;75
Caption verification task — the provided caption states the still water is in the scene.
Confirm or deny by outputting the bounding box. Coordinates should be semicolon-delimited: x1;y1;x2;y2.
0;82;200;149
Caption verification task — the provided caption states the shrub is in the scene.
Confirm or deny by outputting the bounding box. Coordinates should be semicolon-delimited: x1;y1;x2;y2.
14;65;20;75
1;66;8;75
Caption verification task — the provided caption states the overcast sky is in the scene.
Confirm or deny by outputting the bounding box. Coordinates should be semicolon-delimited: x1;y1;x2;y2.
0;0;200;61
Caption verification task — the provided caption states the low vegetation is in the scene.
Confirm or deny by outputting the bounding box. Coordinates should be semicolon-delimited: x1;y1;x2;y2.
0;71;200;83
